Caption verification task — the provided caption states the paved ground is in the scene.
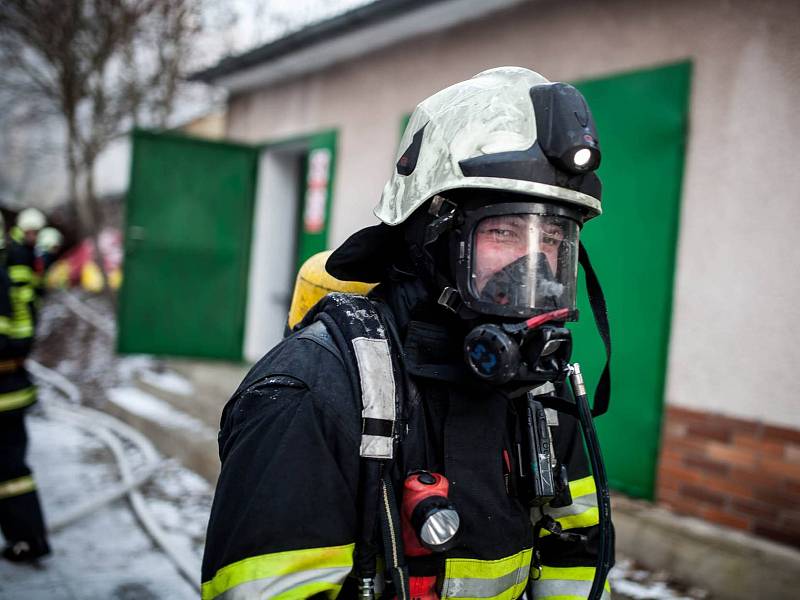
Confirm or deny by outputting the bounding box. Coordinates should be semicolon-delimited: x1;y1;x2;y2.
0;408;210;599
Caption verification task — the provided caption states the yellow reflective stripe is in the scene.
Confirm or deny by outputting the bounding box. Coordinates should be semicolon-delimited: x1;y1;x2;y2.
0;387;36;412
534;566;611;599
568;475;596;499
544;508;599;534
10;227;23;244
442;548;532;599
9;319;33;339
8;285;33;339
8;265;32;283
445;548;533;579
0;316;10;335
201;543;354;600
0;475;36;499
217;573;351;600
532;595;610;600
12;286;34;303
540;476;599;537
539;566;604;581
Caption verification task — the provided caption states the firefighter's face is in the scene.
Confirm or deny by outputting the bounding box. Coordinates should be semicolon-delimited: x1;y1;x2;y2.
473;215;565;294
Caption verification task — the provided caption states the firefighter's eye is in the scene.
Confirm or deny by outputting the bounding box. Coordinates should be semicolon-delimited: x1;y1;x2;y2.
539;226;564;246
492;228;515;240
480;227;520;243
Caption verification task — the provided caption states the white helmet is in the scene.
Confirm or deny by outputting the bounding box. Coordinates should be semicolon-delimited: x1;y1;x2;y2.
375;67;602;225
16;208;46;232
36;227;63;253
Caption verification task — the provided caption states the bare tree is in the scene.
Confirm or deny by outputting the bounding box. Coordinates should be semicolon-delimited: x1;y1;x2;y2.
0;0;203;299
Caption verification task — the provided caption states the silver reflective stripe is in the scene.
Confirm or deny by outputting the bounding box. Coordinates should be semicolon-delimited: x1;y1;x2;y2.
530;382;555;396
352;336;396;459
219;565;351;599
443;565;528;599
543;490;597;520
360;434;393;458
533;579;610;599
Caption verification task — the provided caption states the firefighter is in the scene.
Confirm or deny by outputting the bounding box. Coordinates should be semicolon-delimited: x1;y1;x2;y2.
8;208;46;314
0;210;50;562
203;67;612;599
35;226;64;274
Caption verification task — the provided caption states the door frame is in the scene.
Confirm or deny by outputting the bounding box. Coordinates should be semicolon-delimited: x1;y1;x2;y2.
242;129;338;362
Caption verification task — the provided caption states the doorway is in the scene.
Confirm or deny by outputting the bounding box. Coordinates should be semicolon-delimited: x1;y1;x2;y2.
243;130;337;362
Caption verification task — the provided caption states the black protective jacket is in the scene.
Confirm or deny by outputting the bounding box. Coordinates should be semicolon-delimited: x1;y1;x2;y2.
0;247;36;415
202;278;610;599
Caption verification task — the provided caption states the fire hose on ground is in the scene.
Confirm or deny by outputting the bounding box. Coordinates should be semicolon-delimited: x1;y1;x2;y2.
27;358;202;592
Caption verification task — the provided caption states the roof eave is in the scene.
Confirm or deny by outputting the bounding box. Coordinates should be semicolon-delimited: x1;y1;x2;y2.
191;0;531;93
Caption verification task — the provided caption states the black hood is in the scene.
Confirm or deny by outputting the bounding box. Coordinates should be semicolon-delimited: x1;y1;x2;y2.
325;223;405;283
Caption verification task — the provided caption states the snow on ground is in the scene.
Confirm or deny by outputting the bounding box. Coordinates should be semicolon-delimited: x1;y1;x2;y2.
0;411;212;600
137;369;194;397
107;387;213;435
114;354;194;399
609;558;710;600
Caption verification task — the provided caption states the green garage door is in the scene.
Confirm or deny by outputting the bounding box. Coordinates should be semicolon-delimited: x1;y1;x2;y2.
571;62;692;498
118;130;258;360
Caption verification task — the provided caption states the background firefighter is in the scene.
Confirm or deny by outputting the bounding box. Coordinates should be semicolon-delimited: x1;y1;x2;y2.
0;209;50;562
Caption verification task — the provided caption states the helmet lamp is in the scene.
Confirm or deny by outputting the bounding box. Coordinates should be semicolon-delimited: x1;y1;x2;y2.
573;148;593;169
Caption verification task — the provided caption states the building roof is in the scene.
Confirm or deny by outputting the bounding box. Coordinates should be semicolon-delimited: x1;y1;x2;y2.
191;0;529;93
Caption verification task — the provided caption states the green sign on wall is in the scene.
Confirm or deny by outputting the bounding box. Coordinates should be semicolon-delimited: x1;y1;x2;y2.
571;61;692;498
294;130;338;272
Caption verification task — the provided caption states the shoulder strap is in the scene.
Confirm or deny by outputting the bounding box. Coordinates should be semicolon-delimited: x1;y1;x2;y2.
297;293;410;595
298;292;402;460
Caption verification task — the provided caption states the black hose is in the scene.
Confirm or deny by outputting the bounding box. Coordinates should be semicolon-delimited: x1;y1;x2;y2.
570;364;613;599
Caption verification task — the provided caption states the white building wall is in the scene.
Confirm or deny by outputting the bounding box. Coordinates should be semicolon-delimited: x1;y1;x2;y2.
94;136;131;199
223;0;800;427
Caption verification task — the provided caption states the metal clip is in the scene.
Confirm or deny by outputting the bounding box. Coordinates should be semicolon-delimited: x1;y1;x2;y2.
358;577;376;600
567;362;586;397
437;287;462;313
428;195;453;216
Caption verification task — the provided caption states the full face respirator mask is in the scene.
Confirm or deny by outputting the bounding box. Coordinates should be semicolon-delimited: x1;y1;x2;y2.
419;194;585;387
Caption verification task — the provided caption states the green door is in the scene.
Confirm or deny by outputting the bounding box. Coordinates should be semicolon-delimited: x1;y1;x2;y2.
571;62;692;498
118;130;258;360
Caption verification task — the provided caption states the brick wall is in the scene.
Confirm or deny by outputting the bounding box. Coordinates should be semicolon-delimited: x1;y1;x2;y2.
656;406;800;548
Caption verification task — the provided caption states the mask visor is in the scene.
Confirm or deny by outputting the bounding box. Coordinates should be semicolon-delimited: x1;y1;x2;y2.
470;213;579;313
